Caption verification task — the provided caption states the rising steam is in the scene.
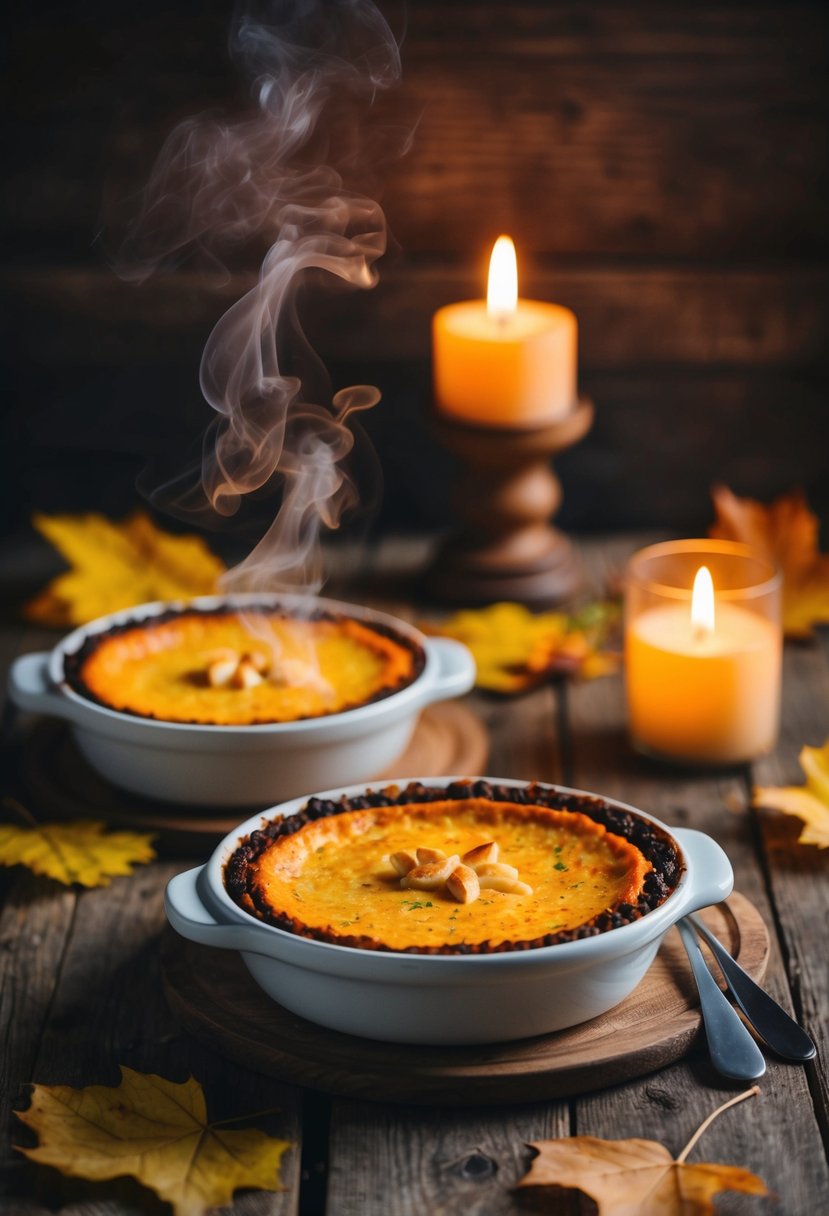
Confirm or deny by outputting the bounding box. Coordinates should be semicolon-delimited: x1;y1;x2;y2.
121;0;402;595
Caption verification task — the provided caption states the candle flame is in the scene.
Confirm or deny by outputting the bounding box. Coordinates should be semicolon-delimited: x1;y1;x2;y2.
691;565;716;636
487;235;518;320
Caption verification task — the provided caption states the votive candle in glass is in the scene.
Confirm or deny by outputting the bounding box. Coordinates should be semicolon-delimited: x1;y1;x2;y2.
625;540;782;765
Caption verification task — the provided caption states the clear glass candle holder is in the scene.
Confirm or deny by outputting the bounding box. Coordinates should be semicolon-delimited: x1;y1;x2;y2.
625;539;782;766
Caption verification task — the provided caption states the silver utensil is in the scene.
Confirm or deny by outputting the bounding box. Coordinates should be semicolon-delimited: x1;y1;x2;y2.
687;913;816;1062
676;919;766;1081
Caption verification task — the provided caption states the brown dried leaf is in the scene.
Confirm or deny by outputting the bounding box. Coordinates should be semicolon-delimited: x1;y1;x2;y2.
25;510;225;627
754;738;829;848
710;485;829;638
519;1088;767;1215
15;1068;291;1216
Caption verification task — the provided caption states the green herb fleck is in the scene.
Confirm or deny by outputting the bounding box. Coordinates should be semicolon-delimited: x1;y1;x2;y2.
554;861;568;872
401;899;434;911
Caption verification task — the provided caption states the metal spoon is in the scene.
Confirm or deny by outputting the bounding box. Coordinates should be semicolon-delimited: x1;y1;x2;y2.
687;913;816;1062
676;919;766;1081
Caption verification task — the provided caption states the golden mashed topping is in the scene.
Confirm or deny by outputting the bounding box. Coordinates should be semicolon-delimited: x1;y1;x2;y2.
243;799;652;951
74;611;419;725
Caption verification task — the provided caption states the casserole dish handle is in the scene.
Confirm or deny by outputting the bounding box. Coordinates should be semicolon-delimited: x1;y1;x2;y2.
165;867;273;954
423;637;476;702
8;653;77;721
672;828;734;914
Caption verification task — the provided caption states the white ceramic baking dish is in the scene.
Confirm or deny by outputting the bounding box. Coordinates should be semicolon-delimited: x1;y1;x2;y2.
164;777;734;1045
7;595;475;807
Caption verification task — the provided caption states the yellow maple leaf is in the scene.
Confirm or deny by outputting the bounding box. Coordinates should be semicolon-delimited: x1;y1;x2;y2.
710;485;829;638
519;1087;766;1215
25;510;226;627
0;814;156;886
422;600;619;694
753;739;829;848
15;1068;291;1216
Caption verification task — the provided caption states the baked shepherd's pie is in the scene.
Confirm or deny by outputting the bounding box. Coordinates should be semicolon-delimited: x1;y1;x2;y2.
226;781;683;954
64;606;424;726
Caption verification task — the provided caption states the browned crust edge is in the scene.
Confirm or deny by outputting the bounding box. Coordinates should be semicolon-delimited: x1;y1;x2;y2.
224;780;684;954
62;604;426;726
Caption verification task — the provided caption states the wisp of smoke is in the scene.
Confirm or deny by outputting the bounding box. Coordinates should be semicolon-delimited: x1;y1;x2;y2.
120;0;402;595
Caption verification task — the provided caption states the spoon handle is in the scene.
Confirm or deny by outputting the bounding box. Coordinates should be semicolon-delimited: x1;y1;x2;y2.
677;920;766;1081
688;914;816;1062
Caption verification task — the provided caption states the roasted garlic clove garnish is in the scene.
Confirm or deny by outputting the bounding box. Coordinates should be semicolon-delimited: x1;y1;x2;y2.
446;863;480;904
388;850;418;877
474;861;519;882
388;837;533;903
230;655;265;689
416;846;447;864
207;655;238;688
462;841;499;867
401;854;460;890
207;649;269;689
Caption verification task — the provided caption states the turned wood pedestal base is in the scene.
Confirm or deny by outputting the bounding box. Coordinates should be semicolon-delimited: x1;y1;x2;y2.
426;398;594;607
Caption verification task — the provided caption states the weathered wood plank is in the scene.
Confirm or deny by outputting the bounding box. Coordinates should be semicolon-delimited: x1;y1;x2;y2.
561;536;829;1212
5;265;828;369
0;623;302;1211
4;859;302;1215
751;636;829;1141
326;1102;571;1216
4;4;827;259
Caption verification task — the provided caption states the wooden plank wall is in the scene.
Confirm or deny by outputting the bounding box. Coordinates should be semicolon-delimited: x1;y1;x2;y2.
2;1;828;537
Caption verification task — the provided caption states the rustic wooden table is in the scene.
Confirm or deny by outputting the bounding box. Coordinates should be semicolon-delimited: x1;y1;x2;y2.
1;534;827;1214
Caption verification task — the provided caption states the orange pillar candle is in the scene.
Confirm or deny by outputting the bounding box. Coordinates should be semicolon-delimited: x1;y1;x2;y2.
433;236;577;428
625;541;782;765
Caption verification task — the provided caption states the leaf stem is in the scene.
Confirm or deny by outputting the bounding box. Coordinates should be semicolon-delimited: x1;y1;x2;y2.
676;1086;761;1165
209;1106;284;1129
1;796;38;828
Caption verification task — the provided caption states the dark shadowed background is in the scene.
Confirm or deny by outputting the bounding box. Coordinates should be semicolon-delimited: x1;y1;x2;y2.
2;0;828;556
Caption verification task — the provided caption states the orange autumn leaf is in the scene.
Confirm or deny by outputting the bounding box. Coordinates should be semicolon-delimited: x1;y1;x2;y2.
15;1068;291;1216
519;1087;767;1216
710;485;829;638
25;510;226;627
753;738;829;848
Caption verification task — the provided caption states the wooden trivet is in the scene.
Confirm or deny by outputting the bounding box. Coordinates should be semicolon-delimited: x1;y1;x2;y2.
160;892;768;1106
18;702;489;852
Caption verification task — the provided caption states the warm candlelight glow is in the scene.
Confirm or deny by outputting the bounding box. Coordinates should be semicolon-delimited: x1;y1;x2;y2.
486;235;518;320
625;541;782;764
433;232;577;426
691;565;715;636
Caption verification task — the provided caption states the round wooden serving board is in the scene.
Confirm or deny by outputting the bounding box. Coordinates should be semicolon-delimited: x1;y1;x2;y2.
161;892;768;1106
19;701;489;850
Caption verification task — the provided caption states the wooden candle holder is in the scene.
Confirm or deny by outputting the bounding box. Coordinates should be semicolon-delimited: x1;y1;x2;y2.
426;398;593;607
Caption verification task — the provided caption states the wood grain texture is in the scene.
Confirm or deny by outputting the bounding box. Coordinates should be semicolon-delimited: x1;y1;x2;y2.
752;635;829;1140
2;532;828;1213
4;3;828;260
562;536;829;1215
6;265;828;368
1;638;302;1214
3;0;828;540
